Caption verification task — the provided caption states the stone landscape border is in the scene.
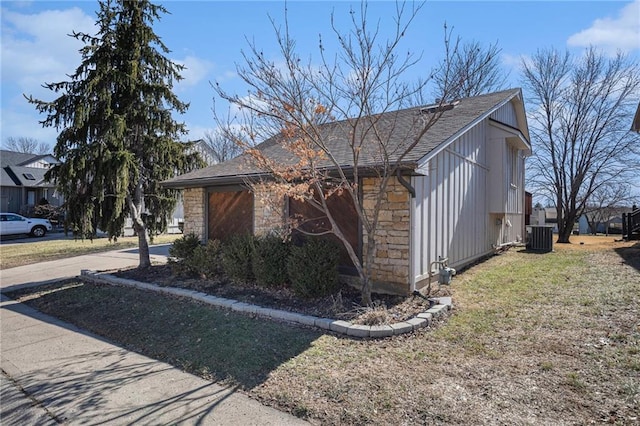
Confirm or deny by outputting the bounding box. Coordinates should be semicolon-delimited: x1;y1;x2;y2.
80;270;452;338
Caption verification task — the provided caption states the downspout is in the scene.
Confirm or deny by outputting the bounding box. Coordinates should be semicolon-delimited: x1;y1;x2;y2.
396;170;415;198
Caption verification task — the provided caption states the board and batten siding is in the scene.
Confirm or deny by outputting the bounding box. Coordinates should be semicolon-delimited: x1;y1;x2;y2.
410;99;528;289
490;101;519;127
487;99;527;245
411;119;491;286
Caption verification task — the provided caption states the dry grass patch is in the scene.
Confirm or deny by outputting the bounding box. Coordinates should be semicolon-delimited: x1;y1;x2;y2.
255;242;639;424
7;238;639;424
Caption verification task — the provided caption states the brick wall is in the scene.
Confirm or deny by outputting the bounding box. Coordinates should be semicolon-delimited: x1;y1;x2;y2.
184;179;412;294
253;184;285;236
182;187;205;241
362;177;411;294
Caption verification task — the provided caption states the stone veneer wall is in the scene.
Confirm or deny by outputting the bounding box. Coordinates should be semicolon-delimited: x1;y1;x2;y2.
182;187;206;241
252;185;285;236
362;176;411;294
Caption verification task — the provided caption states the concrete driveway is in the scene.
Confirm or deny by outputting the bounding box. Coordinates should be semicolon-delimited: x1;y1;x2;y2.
0;246;308;425
0;245;171;293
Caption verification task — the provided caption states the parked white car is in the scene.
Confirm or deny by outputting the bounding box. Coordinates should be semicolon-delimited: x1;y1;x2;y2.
0;213;53;238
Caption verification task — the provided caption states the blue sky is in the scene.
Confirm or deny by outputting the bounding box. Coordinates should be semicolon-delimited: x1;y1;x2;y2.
1;1;639;148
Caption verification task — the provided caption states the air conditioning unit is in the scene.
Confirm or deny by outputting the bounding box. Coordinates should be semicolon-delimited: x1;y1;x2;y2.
527;226;553;252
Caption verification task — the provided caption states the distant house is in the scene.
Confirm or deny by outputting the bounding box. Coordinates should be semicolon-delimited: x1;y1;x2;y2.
0;150;62;215
632;102;640;133
578;207;631;235
525;191;533;225
543;208;558;232
164;89;531;295
530;205;546;226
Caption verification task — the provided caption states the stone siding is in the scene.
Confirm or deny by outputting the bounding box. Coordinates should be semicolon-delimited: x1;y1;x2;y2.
362;177;411;294
253;185;285;236
182;187;206;241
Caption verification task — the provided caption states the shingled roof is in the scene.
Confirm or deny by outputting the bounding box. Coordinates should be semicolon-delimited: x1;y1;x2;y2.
0;150;58;188
164;88;525;188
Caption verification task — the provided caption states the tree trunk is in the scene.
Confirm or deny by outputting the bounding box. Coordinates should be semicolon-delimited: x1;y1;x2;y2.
133;217;151;268
128;178;151;269
361;234;376;306
557;213;577;243
556;226;572;243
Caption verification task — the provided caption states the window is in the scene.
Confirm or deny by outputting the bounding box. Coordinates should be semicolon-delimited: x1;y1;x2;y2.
23;173;36;180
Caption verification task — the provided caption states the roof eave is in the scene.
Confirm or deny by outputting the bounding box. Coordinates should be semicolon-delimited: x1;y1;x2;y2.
162;173;267;189
162;163;418;189
488;118;532;155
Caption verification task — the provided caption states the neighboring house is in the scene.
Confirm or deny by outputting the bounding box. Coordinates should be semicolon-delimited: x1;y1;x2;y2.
164;88;531;295
578;207;631;235
632;102;640;133
530;205;546;226
524;191;533;225
543;208;558;232
0;150;62;215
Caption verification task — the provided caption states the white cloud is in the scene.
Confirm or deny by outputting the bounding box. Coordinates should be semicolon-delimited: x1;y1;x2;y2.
567;0;640;54
501;53;532;72
1;7;97;92
174;55;214;89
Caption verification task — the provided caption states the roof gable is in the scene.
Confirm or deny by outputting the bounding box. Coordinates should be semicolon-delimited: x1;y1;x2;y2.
0;150;58;188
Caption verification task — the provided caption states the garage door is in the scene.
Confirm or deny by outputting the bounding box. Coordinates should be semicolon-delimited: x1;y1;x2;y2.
208;190;254;241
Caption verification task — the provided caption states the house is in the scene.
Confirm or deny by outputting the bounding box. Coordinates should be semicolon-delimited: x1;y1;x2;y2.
578;207;632;235
164;88;531;295
543;208;558;232
0;150;63;215
525;191;533;225
632;102;640;133
530;205;546;226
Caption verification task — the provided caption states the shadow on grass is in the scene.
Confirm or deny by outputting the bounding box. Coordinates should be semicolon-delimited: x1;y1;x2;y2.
615;241;640;272
5;281;322;391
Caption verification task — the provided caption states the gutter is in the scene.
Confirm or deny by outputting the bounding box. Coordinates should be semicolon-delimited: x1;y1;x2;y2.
396;169;415;198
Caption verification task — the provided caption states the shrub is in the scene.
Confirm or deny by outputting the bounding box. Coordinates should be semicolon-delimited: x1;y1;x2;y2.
169;235;222;279
287;237;340;298
252;234;291;287
187;239;223;279
169;233;201;261
221;233;255;283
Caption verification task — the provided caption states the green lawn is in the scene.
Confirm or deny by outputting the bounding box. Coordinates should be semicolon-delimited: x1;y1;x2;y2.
7;239;640;424
0;234;180;269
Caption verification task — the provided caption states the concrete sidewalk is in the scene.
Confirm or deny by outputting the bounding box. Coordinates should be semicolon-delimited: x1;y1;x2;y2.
0;244;172;293
0;248;309;425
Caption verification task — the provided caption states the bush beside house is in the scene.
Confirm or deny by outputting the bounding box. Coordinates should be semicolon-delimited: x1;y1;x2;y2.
170;233;341;298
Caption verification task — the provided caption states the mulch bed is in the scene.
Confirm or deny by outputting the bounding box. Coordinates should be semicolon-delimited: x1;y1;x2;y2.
114;264;442;324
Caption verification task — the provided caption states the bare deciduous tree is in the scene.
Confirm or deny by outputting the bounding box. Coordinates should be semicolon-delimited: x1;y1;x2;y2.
583;184;633;235
202;129;243;164
523;47;640;243
4;137;51;154
214;2;474;304
434;25;507;101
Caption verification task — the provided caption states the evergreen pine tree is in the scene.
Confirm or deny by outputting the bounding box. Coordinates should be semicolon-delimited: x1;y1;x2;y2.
27;0;203;267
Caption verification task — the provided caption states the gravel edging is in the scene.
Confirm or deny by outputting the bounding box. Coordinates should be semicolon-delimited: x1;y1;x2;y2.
80;269;452;338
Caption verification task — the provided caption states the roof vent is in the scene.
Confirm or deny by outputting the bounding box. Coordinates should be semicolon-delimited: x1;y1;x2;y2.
421;100;460;114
